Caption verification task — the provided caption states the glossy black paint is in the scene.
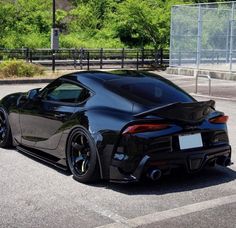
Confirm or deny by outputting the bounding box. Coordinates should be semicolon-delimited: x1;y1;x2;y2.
0;70;232;182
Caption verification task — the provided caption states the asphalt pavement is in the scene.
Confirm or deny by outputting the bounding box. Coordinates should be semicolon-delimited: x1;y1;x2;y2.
0;72;235;228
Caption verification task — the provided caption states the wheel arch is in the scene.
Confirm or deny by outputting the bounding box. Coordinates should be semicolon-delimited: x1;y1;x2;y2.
65;125;104;179
62;108;132;180
0;106;13;148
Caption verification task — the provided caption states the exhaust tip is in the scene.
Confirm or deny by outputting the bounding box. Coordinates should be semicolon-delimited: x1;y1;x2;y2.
224;158;231;167
216;156;231;167
147;169;162;181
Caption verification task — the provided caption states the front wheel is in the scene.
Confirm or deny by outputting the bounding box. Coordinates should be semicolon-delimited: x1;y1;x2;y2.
67;127;100;183
0;107;12;148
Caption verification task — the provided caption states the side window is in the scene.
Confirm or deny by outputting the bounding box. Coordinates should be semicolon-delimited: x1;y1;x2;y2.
43;80;90;103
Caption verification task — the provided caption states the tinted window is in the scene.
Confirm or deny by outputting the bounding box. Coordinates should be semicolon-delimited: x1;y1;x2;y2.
42;80;90;103
107;77;194;106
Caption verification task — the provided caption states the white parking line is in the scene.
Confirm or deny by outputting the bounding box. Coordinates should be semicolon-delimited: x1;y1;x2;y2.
98;194;236;228
85;202;128;224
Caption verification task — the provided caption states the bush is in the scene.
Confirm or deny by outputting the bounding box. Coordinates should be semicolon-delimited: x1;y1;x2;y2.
21;33;50;49
0;60;44;78
60;33;124;49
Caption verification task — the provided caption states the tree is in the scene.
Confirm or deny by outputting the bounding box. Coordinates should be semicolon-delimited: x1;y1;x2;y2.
2;0;220;49
0;0;51;48
114;0;185;48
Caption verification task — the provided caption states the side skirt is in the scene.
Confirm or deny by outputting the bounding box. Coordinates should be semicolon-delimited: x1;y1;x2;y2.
16;145;68;171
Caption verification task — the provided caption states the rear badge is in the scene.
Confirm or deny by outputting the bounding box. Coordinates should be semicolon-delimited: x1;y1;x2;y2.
179;133;203;150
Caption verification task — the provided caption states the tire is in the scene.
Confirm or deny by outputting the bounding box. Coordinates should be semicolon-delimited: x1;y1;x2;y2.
66;127;100;183
0;107;12;148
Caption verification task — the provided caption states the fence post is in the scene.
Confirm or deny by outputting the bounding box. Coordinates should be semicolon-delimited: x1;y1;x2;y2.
196;5;202;69
80;48;83;70
195;69;198;94
229;2;235;72
141;48;144;67
25;48;29;62
155;49;159;66
73;48;77;69
226;20;230;63
30;50;33;63
160;48;163;65
121;48;125;68
136;51;139;70
52;49;56;72
100;48;103;69
87;51;90;71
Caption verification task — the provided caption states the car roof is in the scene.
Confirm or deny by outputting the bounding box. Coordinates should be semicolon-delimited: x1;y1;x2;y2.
62;70;166;86
61;70;194;108
63;70;163;82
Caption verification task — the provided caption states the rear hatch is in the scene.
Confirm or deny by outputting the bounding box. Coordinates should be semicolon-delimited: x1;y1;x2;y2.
120;100;227;155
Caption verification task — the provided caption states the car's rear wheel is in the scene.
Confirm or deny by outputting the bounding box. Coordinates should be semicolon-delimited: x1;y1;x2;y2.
0;108;12;148
67;127;100;183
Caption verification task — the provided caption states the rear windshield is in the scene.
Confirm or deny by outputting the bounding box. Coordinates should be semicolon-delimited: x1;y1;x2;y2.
106;77;194;107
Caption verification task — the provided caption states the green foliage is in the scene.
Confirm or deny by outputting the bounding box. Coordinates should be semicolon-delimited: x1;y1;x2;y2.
0;60;44;78
21;33;50;48
0;0;51;48
114;0;185;49
0;0;223;49
69;4;98;32
60;33;123;48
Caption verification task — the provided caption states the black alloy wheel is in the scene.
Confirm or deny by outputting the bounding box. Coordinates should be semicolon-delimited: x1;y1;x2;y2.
67;127;100;183
0;108;12;148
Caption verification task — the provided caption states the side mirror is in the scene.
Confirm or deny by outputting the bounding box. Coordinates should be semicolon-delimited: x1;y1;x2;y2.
26;88;41;100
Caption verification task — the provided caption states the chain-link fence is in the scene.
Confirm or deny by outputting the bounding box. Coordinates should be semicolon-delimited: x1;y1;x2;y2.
170;1;236;72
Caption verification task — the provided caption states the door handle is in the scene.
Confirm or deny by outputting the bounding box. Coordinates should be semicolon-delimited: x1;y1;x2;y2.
54;113;66;118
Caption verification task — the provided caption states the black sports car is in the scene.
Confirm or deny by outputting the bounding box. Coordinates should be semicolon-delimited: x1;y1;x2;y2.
0;71;232;183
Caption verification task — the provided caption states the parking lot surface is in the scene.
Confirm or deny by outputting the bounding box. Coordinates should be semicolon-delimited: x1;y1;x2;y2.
0;73;235;228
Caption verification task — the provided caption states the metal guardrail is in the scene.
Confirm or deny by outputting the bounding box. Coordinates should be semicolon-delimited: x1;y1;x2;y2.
195;70;212;95
0;48;169;71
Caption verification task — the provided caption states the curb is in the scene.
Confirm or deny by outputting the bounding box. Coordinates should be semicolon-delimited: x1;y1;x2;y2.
166;67;236;81
190;93;236;102
0;78;55;85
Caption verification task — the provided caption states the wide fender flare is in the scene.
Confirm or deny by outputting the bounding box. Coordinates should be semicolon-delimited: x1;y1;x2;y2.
65;125;105;179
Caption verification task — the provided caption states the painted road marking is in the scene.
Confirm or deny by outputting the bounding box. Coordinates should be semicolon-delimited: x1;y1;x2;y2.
98;194;236;228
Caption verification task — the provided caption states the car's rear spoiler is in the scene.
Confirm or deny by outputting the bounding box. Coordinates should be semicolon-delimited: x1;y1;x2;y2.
134;100;216;124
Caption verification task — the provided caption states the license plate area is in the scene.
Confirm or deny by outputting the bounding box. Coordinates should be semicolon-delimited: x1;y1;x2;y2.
179;133;203;150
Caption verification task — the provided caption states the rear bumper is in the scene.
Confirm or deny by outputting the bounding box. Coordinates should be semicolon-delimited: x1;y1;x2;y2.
109;145;232;183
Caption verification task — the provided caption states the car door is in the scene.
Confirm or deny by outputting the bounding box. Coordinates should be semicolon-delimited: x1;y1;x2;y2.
19;79;88;152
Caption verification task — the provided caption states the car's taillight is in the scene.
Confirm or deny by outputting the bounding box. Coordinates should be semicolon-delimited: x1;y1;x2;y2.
122;123;169;135
209;115;229;124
